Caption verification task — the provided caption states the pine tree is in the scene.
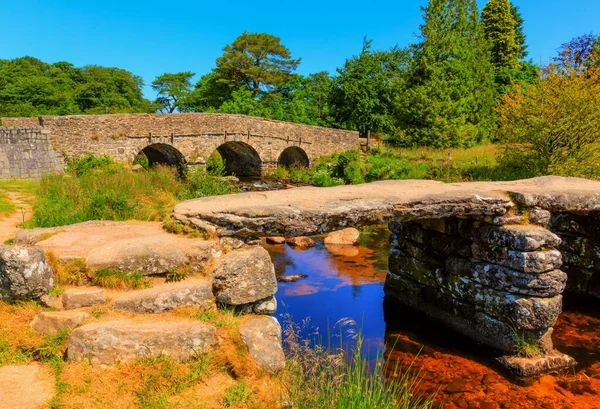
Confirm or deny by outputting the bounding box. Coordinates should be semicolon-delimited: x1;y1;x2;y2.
510;3;528;59
481;0;520;68
393;0;496;147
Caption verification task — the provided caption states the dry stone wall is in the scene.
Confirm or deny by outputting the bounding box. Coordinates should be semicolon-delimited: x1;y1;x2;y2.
1;114;359;174
0;127;62;179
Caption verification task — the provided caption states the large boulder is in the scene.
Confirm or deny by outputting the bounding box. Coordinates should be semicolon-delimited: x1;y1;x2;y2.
324;228;360;246
31;311;90;334
212;247;277;306
86;236;186;275
240;317;285;373
62;287;105;309
113;279;214;313
0;245;54;301
67;320;218;365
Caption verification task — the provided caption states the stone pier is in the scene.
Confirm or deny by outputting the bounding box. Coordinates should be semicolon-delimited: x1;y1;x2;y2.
171;176;600;376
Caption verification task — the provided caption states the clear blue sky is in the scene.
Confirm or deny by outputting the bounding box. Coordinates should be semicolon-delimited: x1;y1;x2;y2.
2;0;599;99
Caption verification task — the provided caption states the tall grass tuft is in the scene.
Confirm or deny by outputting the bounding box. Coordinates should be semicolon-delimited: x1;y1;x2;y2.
281;315;434;409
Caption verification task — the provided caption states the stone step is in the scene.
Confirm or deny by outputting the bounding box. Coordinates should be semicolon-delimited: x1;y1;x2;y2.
31;310;90;334
67;320;218;365
63;287;105;309
113;279;213;313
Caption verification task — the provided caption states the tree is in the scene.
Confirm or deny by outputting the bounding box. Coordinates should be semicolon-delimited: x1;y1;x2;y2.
481;0;520;68
152;71;195;113
329;39;406;134
215;32;301;96
180;72;234;112
510;3;528;59
394;0;496;147
496;43;600;177
554;33;600;71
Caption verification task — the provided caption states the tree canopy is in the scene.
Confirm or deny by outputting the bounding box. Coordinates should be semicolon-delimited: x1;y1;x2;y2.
151;71;195;113
0;57;155;117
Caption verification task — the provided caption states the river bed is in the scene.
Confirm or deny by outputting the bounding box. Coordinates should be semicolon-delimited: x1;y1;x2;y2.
264;226;600;409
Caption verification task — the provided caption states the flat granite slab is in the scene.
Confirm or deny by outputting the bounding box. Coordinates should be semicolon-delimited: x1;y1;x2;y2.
172;176;600;237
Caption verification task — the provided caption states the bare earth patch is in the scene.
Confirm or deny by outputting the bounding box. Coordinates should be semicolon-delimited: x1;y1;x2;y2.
0;364;54;409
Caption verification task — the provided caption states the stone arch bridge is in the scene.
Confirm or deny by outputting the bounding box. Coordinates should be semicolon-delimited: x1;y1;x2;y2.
0;113;359;176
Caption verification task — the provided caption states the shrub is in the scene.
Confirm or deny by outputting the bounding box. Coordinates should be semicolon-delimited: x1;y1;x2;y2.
66;153;114;176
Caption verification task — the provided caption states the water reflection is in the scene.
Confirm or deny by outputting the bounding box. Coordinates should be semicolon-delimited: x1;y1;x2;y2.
265;226;600;408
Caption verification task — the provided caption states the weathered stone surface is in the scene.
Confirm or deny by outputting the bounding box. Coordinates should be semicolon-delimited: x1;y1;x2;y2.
529;209;551;226
0;364;55;409
497;350;576;378
68;320;218;364
471;243;562;273
15;221;221;273
62;287;105;309
445;257;567;297
240;317;285;373
252;296;277;314
86;236;186;275
212;247;277;306
173;176;600;238
266;236;286;244
0;245;54;300
220;237;245;251
40;293;62;309
460;222;561;252
323;228;360;246
286;237;315;248
31;311;90;334
550;212;600;238
113;279;213;313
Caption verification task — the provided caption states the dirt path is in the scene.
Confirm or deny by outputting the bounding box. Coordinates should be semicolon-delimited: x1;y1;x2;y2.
0;191;33;244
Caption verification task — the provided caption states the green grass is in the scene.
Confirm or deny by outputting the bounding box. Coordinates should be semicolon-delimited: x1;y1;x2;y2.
25;155;235;228
223;381;253;408
91;269;151;290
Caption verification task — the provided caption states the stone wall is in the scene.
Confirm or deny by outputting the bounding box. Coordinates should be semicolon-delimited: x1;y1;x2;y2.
0;114;360;174
0;127;62;179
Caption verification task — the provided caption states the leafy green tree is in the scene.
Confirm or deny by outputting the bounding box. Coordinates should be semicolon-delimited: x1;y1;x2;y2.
329;39;406;134
180;72;234;112
394;0;496;147
215;32;301;96
510;3;528;59
151;71;195;113
481;0;520;68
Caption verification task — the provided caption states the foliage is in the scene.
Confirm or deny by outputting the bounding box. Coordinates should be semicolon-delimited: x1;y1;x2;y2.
0;57;156;117
393;0;496;147
510;3;528;59
65;153;114;176
496;48;600;177
223;381;254;408
215;32;301;96
165;266;189;283
329;39;407;134
28;157;234;228
482;0;520;69
554;33;600;70
92;269;151;290
151;71;195;113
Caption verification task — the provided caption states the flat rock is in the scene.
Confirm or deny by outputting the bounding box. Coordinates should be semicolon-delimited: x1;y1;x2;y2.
266;236;286;244
0;364;55;409
286;237;315;248
113;279;214;313
68;320;218;365
497;350;576;377
31;310;90;334
460;223;561;252
15;221;221;273
0;245;54;301
324;228;360;246
172;176;600;237
212;247;277;306
62;287;105;309
239;317;285;373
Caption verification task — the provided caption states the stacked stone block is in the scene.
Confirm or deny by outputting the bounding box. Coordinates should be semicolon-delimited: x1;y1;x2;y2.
0;127;62;179
385;217;568;362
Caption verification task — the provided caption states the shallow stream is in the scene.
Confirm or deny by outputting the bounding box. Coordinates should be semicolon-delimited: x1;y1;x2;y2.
264;226;600;409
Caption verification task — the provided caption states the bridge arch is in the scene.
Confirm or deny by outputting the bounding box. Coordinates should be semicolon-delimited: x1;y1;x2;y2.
278;146;309;168
213;141;262;177
138;143;185;169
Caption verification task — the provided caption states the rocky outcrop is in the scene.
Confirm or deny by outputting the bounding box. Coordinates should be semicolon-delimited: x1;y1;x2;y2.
31;311;90;334
240;317;285;373
62;287;105;309
324;228;360;246
113;279;213;313
212;247;277;310
67;320;218;364
0;245;54;301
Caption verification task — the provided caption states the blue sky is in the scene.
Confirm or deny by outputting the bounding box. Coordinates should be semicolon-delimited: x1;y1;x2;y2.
2;0;599;99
